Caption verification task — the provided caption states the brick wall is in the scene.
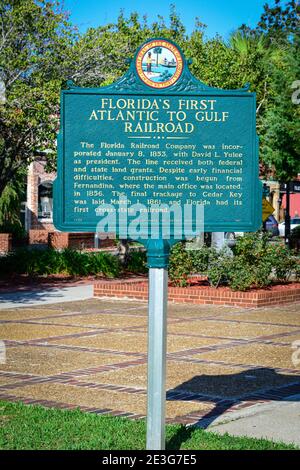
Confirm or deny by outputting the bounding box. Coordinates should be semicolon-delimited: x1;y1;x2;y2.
68;233;95;250
48;232;116;250
48;232;95;249
0;233;12;254
29;229;49;245
48;232;69;249
94;278;300;308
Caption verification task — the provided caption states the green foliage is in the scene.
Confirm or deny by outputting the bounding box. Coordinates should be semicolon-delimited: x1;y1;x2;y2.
126;250;148;274
291;226;300;250
0;248;120;278
0;400;297;450
188;246;211;273
293;258;300;282
68;6;188;89
88;250;121;277
291;225;300;240
1;1;298;193
57;248;90;276
169;242;193;287
254;0;299;46
0;184;24;238
226;260;257;291
189;245;233;288
226;233;274;290
187;241;268;291
0;172;26;238
179;233;299;291
232;231;270;259
260;35;300;181
206;248;233;288
267;242;296;282
0;0;76;194
227;257;272;291
222;234;299;290
231;233;296;287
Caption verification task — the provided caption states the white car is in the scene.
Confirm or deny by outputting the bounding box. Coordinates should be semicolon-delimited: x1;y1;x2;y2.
278;218;300;237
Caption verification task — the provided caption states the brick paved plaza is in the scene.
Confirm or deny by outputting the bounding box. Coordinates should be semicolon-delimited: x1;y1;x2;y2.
1;299;300;426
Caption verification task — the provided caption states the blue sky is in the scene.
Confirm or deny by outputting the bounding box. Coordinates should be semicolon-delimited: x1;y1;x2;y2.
64;0;272;39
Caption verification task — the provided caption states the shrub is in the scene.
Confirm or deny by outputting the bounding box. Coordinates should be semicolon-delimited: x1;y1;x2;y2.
207;248;232;288
0;180;25;239
0;248;120;278
169;242;193;287
232;231;270;260
59;249;90;276
189;246;211;274
226;232;273;290
291;226;300;250
189;233;299;291
126;250;147;274
35;249;64;275
226;258;272;291
226;260;255;291
291;225;300;239
0;248;37;276
88;251;121;277
2;233;299;291
170;236;277;291
294;258;300;281
266;243;295;282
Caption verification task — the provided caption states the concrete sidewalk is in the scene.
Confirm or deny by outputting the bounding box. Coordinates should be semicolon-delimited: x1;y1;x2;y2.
208;393;300;446
0;284;94;309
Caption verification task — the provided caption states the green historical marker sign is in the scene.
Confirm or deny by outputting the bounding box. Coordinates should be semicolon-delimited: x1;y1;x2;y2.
54;38;261;240
53;38;262;451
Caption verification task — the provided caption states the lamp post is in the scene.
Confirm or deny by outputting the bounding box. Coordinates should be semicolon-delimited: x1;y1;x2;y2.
262;183;270;231
285;182;291;248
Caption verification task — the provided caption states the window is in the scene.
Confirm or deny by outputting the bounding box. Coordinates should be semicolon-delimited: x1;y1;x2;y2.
38;182;53;220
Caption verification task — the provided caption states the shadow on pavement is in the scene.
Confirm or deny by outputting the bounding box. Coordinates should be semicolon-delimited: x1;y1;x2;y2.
166;367;300;448
0;285;92;307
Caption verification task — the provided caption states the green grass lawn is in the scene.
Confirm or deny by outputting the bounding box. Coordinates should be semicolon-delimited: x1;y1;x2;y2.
0;400;298;450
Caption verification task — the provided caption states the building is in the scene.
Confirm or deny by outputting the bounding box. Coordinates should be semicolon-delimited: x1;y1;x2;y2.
25;159;113;250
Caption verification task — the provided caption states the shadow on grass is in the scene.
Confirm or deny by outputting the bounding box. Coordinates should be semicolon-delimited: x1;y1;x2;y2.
167;425;194;449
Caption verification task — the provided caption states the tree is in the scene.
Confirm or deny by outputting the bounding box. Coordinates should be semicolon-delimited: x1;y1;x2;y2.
253;0;300;181
0;4;188;241
260;29;299;244
256;0;299;46
66;6;188;89
0;0;75;197
261;43;300;183
0;171;25;237
235;1;300;243
188;24;269;121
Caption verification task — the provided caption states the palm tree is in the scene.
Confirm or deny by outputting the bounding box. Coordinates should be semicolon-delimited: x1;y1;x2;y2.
229;31;266;60
153;47;162;66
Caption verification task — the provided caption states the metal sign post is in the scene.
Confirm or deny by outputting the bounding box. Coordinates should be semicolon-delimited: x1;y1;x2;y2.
144;239;173;450
147;267;168;450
